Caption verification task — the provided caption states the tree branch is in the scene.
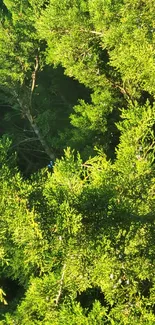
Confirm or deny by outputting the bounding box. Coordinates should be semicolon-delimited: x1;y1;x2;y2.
30;56;39;105
50;28;104;37
55;263;66;305
13;69;55;160
25;109;55;160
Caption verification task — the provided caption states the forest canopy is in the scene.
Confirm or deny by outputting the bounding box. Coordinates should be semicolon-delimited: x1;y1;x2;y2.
0;0;155;324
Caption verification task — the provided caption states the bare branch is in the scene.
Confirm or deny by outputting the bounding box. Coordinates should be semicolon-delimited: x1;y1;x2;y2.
25;110;55;160
55;263;66;305
79;28;104;36
50;28;104;37
10;137;39;148
30;56;39;107
31;56;39;94
13;90;55;160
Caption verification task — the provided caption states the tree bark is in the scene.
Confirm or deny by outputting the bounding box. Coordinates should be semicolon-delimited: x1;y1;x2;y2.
25;109;55;160
14;92;55;160
13;55;55;160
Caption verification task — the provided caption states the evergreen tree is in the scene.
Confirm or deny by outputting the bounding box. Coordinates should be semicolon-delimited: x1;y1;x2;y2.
1;1;155;324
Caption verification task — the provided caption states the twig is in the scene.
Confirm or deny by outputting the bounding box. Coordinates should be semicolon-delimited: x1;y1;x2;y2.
50;28;103;37
82;163;93;168
10;137;39;148
79;28;104;36
30;56;39;104
55;263;66;305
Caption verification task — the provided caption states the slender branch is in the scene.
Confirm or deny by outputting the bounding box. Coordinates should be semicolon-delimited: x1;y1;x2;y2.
82;163;94;168
50;28;103;37
30;56;39;105
55;263;66;305
31;56;39;93
105;78;135;104
112;83;132;98
143;140;155;159
25;110;55;160
13;86;55;160
79;28;104;36
10;137;39;148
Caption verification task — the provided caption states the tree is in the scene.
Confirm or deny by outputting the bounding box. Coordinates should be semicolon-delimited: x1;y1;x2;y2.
1;97;155;323
0;0;91;174
36;0;155;159
1;1;155;324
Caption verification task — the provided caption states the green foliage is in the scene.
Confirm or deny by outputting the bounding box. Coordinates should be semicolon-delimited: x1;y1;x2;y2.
88;0;155;97
1;111;155;322
0;0;41;86
1;0;155;324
